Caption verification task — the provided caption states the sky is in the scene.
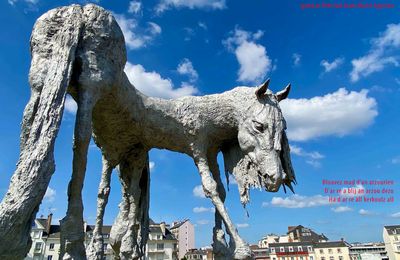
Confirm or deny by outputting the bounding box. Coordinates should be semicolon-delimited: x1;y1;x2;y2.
0;0;399;249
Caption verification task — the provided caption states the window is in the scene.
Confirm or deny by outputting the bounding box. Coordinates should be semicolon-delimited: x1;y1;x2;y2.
103;234;109;238
103;243;108;251
329;257;334;260
35;242;42;251
280;247;285;252
337;248;341;253
157;243;164;250
339;257;343;260
308;246;313;252
289;246;293;252
271;248;275;253
33;231;40;238
321;257;325;260
298;246;303;251
49;243;55;250
291;257;295;260
157;234;162;240
310;257;314;260
282;257;285;260
320;249;324;254
47;256;53;260
328;249;333;254
300;257;304;260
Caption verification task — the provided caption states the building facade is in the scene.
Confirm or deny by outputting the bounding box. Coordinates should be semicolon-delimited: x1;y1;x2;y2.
349;243;387;260
269;241;316;260
25;215;178;260
313;241;351;260
170;219;195;259
383;225;400;260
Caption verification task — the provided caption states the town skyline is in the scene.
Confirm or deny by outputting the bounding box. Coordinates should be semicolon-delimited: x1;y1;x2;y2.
0;0;399;249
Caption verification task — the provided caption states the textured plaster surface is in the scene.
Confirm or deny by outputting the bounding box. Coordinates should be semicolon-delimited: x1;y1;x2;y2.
0;4;295;260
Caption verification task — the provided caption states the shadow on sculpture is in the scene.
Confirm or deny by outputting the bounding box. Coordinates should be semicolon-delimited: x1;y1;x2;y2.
0;4;295;260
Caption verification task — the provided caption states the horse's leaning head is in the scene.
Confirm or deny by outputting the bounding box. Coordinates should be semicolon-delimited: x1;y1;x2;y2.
223;79;295;206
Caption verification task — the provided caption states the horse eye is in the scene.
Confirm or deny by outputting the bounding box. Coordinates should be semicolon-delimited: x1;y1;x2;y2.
253;121;264;132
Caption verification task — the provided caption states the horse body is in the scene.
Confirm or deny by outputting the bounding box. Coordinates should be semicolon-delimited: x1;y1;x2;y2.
0;4;295;260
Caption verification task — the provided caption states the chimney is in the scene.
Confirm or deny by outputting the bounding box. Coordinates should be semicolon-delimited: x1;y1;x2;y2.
46;213;53;234
160;222;166;236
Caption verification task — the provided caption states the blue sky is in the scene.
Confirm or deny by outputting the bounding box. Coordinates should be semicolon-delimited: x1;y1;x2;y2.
0;0;399;248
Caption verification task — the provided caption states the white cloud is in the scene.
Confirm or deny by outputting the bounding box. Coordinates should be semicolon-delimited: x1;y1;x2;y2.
198;22;207;30
390;212;400;218
331;206;353;213
339;184;365;197
149;161;155;170
237;223;249;228
292;53;301;66
359;209;376;216
128;1;142;14
350;23;400;82
114;14;161;50
267;194;330;208
155;0;226;14
177;58;198;83
193;206;215;213
193;185;206;198
290;145;324;168
125;62;199;99
391;156;400;164
281;88;378;141
148;22;162;34
197;219;210;225
8;0;38;5
44;187;56;203
64;95;77;115
321;57;344;73
223;28;272;84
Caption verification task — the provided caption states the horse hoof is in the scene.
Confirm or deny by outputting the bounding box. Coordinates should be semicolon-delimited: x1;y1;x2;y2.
233;244;253;260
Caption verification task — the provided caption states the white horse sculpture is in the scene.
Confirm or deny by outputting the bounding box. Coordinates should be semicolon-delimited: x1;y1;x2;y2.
0;4;295;260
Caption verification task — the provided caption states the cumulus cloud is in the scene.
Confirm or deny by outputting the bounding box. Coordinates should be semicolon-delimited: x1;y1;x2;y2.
359;209;376;216
391;156;400;164
281;88;378;141
197;219;210;225
350;23;400;82
237;223;249;228
177;58;198;83
193;206;215;213
64;95;77;115
321;57;344;73
44;187;56;203
155;0;226;14
223;27;272;84
125;62;198;99
390;212;400;218
266;194;330;208
128;0;142;14
149;161;155;170
114;14;161;50
290;145;324;168
8;0;38;5
331;206;353;213
292;53;301;66
339;184;365;197
193;185;206;198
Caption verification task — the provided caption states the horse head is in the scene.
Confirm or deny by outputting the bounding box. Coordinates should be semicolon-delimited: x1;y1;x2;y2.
222;79;295;206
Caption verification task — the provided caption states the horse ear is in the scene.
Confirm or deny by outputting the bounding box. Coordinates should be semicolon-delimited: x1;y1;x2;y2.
255;78;270;98
276;83;291;102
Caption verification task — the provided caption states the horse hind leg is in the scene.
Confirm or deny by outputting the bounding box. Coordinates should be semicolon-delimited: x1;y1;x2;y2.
87;156;114;260
109;146;150;260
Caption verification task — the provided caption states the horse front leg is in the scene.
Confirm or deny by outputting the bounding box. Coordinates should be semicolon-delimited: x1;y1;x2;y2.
109;147;150;260
208;153;230;259
87;155;114;260
195;155;252;260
